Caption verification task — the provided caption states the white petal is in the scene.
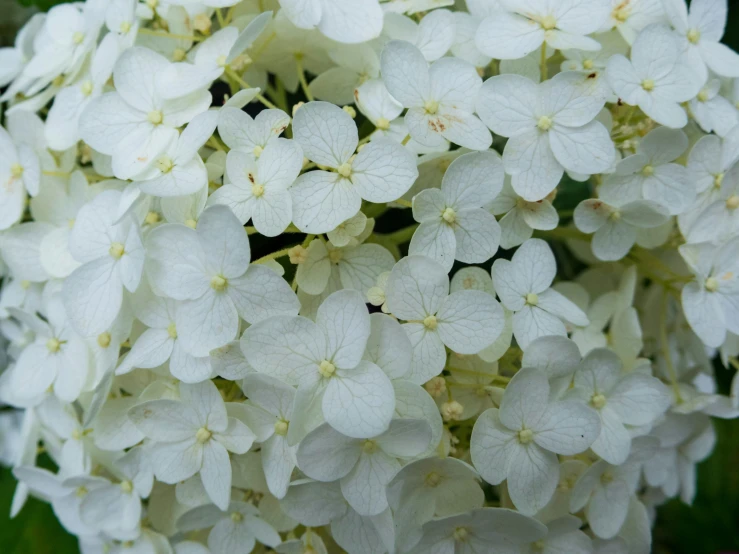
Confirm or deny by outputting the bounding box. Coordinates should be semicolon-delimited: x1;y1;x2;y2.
293;101;358;167
437;290;504;354
323;361;395;439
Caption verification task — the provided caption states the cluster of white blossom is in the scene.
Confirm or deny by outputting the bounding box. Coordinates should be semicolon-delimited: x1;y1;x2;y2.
1;0;739;552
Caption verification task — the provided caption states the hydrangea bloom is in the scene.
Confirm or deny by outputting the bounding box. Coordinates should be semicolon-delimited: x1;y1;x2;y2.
1;1;738;552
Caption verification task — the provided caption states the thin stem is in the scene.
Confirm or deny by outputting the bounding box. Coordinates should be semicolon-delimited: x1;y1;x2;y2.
216;8;226;28
386;223;419;244
295;56;314;101
42;170;71;178
660;289;683;404
253;247;294;265
138;28;204;42
224;67;279;110
540;43;548;80
401;134;412;146
393;198;413;209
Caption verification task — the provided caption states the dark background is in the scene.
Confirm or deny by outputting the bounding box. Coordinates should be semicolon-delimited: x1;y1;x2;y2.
0;0;738;551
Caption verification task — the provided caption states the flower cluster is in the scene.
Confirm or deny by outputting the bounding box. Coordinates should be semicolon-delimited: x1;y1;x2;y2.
1;0;738;553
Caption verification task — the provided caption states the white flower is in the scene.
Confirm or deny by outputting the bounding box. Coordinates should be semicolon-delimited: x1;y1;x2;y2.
471;368;600;515
488;181;559;250
242;289;396;440
8;307;89;402
663;0;739;81
689;79;739;137
569;438;655;539
218;106;291;156
80;47;211;180
62;190;145;337
567;348;671;464
309;44;381;105
278;0;384;44
679;129;739;234
115;282;212;383
235;373;298;499
11;3;101;99
296;418;431;516
159;14;272;99
492;239;589;348
44;33;119;152
382;9;456;62
477;71;614;201
409;151;503;271
208;138;303;236
606;24;701;129
177;500;281;554
680;238;739;348
380;40;492;151
574;197;669;261
128;380;256;509
385;255;506;383
296;237;395;296
0;13;42;88
475;0;611;60
290;101;418;233
133;110;218;198
146;205;300;356
523;515;593;554
684;160;739;244
409;507;547;553
600;126;693;215
603;0;665;44
0;115;41;230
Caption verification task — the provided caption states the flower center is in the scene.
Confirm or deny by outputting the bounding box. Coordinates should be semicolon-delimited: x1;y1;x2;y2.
46;338;61;353
120;21;131;34
525;293;538;306
10;163;24;178
423;314;438;330
362;440;377;453
453;527;469;542
687;28;701;44
424;100;439;115
337;162;352;178
230;511;243;522
518;428;534;444
609;210;622;221
173;48;186;62
185;218;198;229
377;117;390;130
97;332;111;348
210;275;228;291
641;79;655;92
582;59;594;70
537;115;553;131
167;322;178;339
641;165;654;176
154;156;173;173
120;480;133;494
441;207;457;224
424;472;442;487
319;360;336;378
328;249;343;264
714;173;725;189
591;393;607;409
72;31;85;44
109;242;125;259
726;195;739;210
147;110;164;125
216;54;228;67
697;88;710;102
601;471;614;484
705;277;719;292
613;5;630;23
540;15;557;30
252;183;265;197
253;145;263;157
145;211;160;225
274;419;289;436
195;427;212;443
76;486;88;497
80;80;94;96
